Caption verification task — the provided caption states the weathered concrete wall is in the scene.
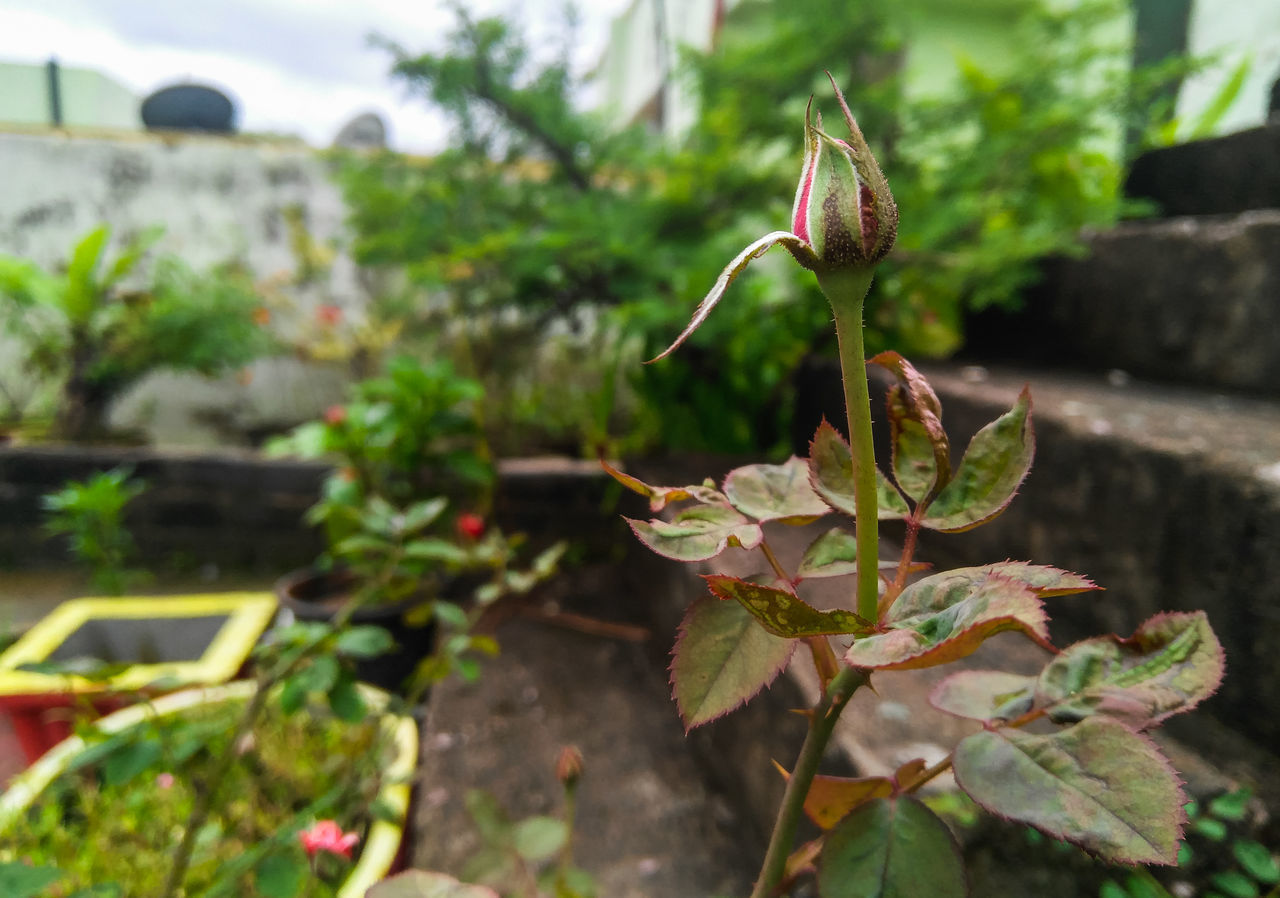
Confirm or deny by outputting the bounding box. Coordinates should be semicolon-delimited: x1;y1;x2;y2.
0;130;368;445
0;130;354;279
0;447;618;574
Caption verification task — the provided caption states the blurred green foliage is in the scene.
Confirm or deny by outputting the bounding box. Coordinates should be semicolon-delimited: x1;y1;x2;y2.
0;226;276;441
42;467;147;595
339;0;1197;455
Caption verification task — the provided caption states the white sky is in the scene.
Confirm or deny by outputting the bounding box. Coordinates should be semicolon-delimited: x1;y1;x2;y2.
0;0;632;152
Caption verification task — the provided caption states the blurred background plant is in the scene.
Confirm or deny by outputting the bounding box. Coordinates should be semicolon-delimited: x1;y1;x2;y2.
42;467;148;595
336;0;1215;457
0;225;278;442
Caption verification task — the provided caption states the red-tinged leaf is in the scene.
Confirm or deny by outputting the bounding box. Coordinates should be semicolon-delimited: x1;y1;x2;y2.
952;716;1185;864
808;420;909;520
818;796;968;898
724;455;831;523
704;575;869;638
921;389;1034;532
785;839;824;882
367;870;501;898
672;596;797;730
774;761;894;829
929;670;1037;721
1036;611;1225;728
626;505;762;562
845;570;1051;671
871;351;951;504
600;458;725;512
796;528;920;580
980;561;1099;596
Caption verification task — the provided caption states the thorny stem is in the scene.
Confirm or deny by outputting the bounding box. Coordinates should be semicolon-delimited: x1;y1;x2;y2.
751;268;878;898
751;666;868;898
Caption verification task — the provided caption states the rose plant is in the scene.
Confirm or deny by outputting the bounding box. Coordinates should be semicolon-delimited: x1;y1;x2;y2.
601;74;1226;897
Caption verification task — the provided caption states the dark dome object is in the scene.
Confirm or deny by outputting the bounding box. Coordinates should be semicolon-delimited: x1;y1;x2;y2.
141;83;237;133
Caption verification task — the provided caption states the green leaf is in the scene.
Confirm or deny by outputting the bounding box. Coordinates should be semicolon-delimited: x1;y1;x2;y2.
929;670;1037;721
1192;817;1228;841
512;816;568;862
626;504;762;562
1208;790;1252;822
68;885;124;898
953;716;1184;864
796;528;908;580
62;224;109;322
298;653;340;694
366;871;501;898
1036;612;1224;728
335;625;397;659
846;568;1052;671
600;459;726;512
818;796;967;898
327;671;367;722
921;388;1034;532
808;421;909;520
279;674;308;715
102;738;162;787
870;351;951;503
703;575;868;638
0;862;64;898
722;455;831;522
1211;871;1260;898
403;539;472;565
254;851;307;898
1234;841;1280;884
102;225;162;287
671;596;797;730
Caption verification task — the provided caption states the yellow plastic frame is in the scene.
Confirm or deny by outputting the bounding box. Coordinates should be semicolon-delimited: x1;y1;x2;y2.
0;681;418;895
0;593;277;695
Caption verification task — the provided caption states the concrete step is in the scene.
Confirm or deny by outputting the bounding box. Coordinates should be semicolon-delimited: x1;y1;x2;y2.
967;209;1280;395
1124;122;1280;217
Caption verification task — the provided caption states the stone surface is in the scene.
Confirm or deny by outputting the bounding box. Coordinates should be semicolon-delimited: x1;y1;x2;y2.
412;565;757;898
967;210;1280;395
1124;123;1280;216
332;111;387;150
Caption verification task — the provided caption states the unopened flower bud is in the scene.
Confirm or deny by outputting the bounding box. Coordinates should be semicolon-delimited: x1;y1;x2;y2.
792;75;897;271
556;744;584;787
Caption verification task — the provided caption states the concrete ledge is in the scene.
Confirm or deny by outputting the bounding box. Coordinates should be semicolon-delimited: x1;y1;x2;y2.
1124;123;1280;217
967;210;1280;395
0;446;618;571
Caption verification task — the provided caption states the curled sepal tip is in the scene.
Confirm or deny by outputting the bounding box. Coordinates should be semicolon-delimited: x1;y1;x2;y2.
649;231;817;362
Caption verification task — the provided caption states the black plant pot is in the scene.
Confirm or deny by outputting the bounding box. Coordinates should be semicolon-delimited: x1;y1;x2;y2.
274;568;436;697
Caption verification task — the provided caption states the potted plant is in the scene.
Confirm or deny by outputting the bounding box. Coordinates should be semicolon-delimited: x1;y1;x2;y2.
0;592;277;763
0;679;417;897
268;355;563;693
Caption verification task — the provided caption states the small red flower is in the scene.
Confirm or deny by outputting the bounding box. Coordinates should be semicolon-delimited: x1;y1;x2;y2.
252;307;271;326
456;512;485;541
324;405;347;425
298;820;360;860
316;304;343;326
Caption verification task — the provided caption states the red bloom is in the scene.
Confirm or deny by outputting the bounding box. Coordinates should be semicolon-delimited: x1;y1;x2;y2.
316;304;343;326
298;820;360;860
456;512;485;540
324;405;347;425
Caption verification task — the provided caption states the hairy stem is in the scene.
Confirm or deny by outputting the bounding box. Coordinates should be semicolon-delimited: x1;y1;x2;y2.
819;268;879;622
751;666;868;898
